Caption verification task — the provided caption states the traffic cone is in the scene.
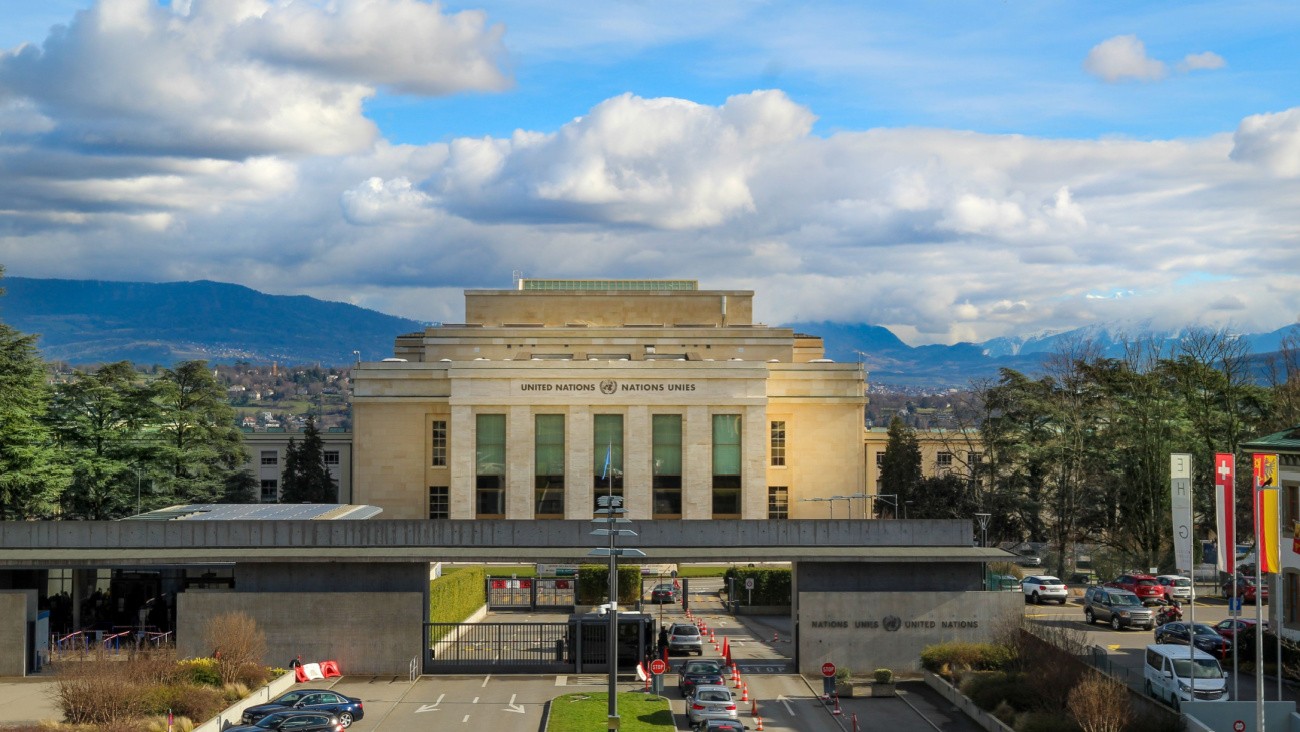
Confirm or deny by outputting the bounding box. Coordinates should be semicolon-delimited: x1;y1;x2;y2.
755;717;764;731
741;683;749;703
772;631;779;643
709;629;716;644
750;700;757;717
731;663;740;684
832;693;843;716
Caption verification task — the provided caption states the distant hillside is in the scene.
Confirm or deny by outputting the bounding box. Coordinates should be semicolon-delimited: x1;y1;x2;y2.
0;277;426;366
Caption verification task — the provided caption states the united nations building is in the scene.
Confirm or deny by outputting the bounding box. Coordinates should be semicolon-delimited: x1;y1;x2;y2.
351;279;868;520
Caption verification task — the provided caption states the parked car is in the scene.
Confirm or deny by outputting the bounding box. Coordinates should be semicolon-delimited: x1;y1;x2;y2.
1105;573;1165;605
227;711;346;732
1015;552;1042;567
1154;575;1194;602
241;690;364;728
1223;577;1268;604
1021;576;1068;605
695;721;750;732
1082;586;1157;630
650;583;680;603
1212;618;1264;652
678;659;727;698
686;684;739;726
668;622;704;656
1153;621;1232;659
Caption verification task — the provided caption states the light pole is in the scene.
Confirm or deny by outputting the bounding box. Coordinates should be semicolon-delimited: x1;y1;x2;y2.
975;513;992;590
867;494;900;519
590;494;644;731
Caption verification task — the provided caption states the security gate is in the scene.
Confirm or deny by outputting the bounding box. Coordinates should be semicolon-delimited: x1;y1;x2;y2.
424;613;656;675
485;577;576;610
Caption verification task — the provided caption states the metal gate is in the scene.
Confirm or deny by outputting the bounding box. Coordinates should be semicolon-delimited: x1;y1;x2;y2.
485;577;576;610
423;614;655;675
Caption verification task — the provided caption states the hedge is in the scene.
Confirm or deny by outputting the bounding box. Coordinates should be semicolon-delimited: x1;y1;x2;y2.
430;566;487;624
723;567;792;606
576;564;642;605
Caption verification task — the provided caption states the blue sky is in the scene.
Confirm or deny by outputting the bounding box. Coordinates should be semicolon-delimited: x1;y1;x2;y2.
1;0;1298;345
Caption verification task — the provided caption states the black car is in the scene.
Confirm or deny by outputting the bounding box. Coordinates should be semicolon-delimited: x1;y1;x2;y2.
650;583;680;603
1154;621;1232;658
696;720;749;731
241;690;364;728
677;658;727;698
226;711;344;732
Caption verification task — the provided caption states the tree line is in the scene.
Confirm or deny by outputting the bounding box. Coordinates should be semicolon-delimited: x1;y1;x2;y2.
0;268;336;519
879;328;1300;577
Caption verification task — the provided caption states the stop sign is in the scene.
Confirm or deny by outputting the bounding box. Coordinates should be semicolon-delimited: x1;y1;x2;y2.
822;662;836;677
650;659;668;675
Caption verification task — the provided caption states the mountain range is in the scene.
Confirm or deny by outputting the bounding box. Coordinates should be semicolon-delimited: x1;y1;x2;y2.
1;276;1295;389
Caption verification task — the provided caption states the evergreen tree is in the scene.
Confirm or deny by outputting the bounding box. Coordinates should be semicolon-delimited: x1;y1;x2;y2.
0;268;68;518
49;361;161;518
879;416;921;517
280;417;338;503
154;360;247;504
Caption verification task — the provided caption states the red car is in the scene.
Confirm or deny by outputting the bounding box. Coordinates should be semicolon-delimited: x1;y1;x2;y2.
1223;577;1268;604
1105;574;1164;605
1213;618;1265;652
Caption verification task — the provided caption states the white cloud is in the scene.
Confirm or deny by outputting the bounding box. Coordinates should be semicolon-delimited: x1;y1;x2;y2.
1231;107;1300;177
1084;35;1166;83
341;176;435;225
1178;51;1226;73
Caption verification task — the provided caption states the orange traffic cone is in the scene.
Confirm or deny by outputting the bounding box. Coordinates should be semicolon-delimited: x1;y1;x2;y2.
832;693;843;716
741;683;749;703
750;700;757;717
772;631;779;643
731;663;740;684
755;717;764;731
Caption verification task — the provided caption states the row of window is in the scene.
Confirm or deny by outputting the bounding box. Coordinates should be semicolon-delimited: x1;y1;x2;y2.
427;484;792;520
260;450;341;466
872;450;983;469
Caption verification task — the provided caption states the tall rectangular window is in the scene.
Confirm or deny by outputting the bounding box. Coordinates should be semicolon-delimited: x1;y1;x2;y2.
768;486;789;519
875;451;885;468
936;451;953;472
323;450;339;466
260;479;278;502
431;420;448;467
475;414;506;517
712;414;742;517
428;486;449;520
535;414;565;517
593;414;624;509
652;414;683;517
260;450;278;466
770;421;786;467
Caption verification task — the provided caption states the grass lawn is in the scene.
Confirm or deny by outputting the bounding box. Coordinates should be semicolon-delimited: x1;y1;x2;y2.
547;692;674;731
674;565;730;578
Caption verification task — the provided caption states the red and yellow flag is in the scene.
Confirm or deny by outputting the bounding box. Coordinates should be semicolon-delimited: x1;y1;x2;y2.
1254;453;1280;573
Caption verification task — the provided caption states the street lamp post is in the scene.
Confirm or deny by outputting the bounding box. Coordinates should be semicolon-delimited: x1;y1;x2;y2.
590;495;645;731
975;513;992;590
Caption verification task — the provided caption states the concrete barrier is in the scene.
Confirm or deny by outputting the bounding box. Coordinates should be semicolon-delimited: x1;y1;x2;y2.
923;671;1016;732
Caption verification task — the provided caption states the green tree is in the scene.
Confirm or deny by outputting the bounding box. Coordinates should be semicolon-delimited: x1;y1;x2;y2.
280;417;337;503
49;362;161;519
879;416;921;516
154;360;251;504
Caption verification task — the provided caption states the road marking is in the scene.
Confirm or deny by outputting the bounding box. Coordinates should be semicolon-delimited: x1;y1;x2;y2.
554;676;567;686
472;697;479;704
415;693;446;713
776;695;797;716
505;693;525;713
481;675;492;687
462;714;470;723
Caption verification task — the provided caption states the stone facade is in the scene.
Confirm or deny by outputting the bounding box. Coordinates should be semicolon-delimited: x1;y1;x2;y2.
353;280;868;520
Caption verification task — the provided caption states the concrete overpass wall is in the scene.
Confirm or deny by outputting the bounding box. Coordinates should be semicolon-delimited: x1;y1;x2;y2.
0;591;36;676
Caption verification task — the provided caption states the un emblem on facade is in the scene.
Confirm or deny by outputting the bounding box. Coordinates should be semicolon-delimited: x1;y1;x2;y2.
600;380;617;394
882;615;902;632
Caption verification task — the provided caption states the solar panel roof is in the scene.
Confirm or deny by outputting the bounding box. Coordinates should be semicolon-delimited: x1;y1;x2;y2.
123;504;382;521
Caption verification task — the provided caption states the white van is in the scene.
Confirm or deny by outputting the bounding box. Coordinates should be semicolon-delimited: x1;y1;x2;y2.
1144;644;1229;708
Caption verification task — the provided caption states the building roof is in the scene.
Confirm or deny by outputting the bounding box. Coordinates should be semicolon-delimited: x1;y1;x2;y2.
123;504;381;521
1241;425;1300;451
519;279;698;292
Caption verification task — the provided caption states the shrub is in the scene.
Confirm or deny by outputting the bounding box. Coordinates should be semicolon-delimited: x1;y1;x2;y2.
873;668;893;684
1067;673;1131;732
921;641;1015;676
235;662;269;688
961;671;1035;713
202;612;266;685
53;649;164;725
178;657;221;686
1017;711;1082;732
138;682;225;721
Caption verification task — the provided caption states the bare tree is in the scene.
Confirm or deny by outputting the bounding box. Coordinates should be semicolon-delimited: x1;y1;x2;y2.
203;612;267;685
1067;672;1131;732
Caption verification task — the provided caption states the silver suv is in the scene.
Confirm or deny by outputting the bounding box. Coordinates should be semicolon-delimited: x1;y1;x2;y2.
1082;586;1155;630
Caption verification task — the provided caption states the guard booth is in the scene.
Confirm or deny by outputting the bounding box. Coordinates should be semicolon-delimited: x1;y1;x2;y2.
567;610;657;673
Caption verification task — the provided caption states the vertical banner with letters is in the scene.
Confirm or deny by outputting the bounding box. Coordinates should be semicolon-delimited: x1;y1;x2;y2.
1253;453;1280;574
1214;452;1235;572
1171;453;1194;572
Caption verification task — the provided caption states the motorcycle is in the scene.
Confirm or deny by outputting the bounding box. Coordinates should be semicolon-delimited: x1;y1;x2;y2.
1154;600;1183;626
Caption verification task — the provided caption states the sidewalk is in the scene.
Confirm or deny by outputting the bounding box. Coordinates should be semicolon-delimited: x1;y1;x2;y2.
0;676;61;726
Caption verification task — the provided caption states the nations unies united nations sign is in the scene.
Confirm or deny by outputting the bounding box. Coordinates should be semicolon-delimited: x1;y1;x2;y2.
517;379;700;394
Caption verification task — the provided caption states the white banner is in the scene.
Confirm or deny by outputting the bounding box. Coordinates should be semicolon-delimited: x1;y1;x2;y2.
1171;453;1194;572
